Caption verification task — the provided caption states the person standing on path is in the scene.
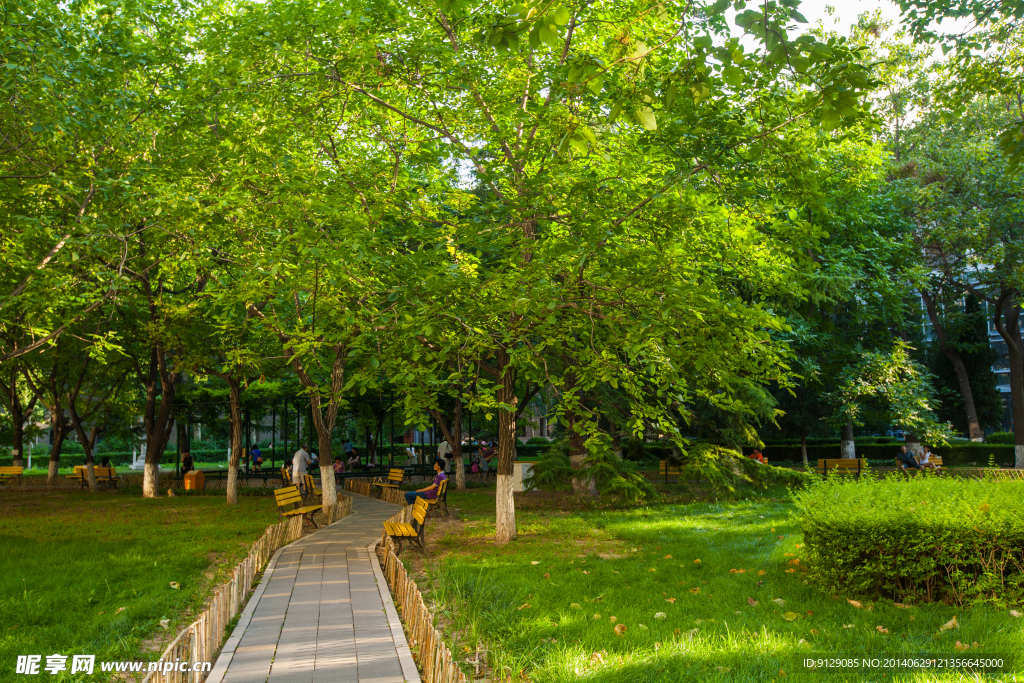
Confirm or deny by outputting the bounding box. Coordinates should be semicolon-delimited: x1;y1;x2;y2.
437;438;452;472
404;459;447;505
292;444;311;492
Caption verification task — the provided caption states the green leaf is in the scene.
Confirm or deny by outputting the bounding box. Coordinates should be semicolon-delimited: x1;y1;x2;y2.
722;66;744;86
634;106;657;131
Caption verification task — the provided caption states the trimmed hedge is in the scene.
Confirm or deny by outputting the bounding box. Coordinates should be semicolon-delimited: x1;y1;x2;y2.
795;475;1024;606
0;449;228;467
755;443;1017;467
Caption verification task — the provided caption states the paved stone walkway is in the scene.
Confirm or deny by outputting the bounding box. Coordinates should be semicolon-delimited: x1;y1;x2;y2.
209;492;419;683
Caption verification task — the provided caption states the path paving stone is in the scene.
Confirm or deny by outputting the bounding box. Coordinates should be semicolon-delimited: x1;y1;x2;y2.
212;492;417;683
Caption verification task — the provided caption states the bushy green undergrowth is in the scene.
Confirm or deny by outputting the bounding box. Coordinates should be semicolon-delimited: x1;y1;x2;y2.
794;474;1024;606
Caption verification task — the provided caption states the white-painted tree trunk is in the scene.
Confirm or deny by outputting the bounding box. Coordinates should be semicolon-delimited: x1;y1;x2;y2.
495;473;516;543
143;461;160;498
1016;445;1024;469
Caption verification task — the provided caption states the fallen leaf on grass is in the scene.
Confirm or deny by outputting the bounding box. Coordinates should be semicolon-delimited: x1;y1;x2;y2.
593;614;601;620
795;544;803;549
169;582;180;590
590;651;606;664
939;616;959;632
757;570;767;576
159;619;170;629
909;615;915;621
570;603;581;609
785;569;796;573
893;603;910;609
756;580;764;587
693;559;701;564
654;642;661;651
690;588;700;594
114;607;125;615
748;598;758;607
655;612;667;619
97;611;104;615
663;554;672;559
842;624;854;629
797;639;809;646
582;570;590;575
639;624;648;631
848;600;863;609
609;616;617;623
518;604;532;610
784;553;795;557
954;641;970;651
716;667;731;673
666;598;676;604
783;612;799;621
1010;610;1021;618
759;515;765;519
772;598;785;606
810;629;819;635
531;561;540;565
613;624;627;636
543;573;550;579
778;536;785;540
876;626;889;634
649;568;656;572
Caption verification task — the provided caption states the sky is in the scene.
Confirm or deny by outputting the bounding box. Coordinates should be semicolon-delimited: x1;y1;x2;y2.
796;0;905;36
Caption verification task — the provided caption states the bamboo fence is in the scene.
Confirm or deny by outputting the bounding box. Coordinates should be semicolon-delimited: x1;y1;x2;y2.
377;507;469;683
141;497;352;683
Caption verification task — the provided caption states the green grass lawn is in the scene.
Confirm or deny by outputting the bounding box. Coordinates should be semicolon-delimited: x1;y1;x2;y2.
421;487;1023;682
0;490;280;681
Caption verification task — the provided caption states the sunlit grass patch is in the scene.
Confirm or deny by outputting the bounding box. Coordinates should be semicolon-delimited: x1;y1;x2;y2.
422;496;1024;682
0;491;280;679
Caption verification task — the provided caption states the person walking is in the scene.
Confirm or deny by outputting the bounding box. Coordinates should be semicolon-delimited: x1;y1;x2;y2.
404;459;447;505
250;443;263;473
292;444;311;493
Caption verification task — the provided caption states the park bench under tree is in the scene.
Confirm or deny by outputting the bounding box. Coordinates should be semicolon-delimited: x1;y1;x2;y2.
274;485;323;528
301;473;322;501
658;460;681;483
372;468;404;497
0;466;24;486
894;455;944;471
384;496;429;556
425;478;450;518
816;458;868;477
67;465;118;489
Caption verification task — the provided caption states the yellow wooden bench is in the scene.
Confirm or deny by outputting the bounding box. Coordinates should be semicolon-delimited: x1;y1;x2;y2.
816;458;867;477
384;497;429;556
372;468;405;497
658;460;681;483
274;485;324;528
280;467;292;485
302;473;322;500
425;478;449;518
67;466;119;489
0;466;24;485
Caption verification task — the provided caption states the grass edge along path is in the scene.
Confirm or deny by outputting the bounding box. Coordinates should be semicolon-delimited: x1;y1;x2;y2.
0;490;282;682
407;488;1023;683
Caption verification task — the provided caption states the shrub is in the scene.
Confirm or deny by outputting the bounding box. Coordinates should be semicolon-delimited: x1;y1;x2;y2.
794;474;1024;606
525;436;551;444
524;437;656;503
758;443;1016;467
676;444;815;493
986;432;1015;444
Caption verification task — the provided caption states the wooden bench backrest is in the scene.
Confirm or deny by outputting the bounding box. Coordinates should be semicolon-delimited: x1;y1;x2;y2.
302;473;318;490
658;461;680;473
388;468;404;482
412;498;428;525
895;455;944;466
280;467;291;483
275;486;303;509
816;458;866;471
436;478;448;500
0;467;24;474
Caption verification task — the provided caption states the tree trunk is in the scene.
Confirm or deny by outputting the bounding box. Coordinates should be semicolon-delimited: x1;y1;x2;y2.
921;288;983;440
429;398;465;491
69;409;99;493
140;345;177;498
840;421;855;459
1;368;37;469
800;434;808;467
994;291;1024;468
495;348;517;544
225;379;244;505
905;432;922;457
47;417;68;486
612;432;623;459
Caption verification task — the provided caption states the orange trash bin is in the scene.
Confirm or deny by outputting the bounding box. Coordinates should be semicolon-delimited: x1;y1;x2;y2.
184;470;205;491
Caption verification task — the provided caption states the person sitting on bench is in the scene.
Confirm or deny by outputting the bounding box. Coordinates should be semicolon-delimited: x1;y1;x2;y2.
919;445;940;472
896;445;920;473
404;459;447;505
